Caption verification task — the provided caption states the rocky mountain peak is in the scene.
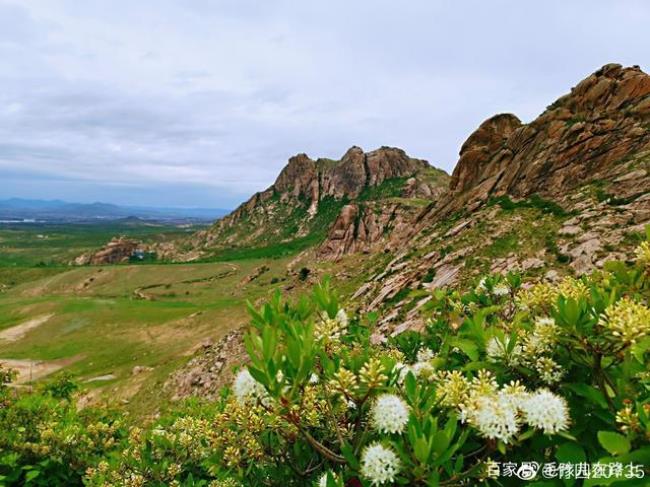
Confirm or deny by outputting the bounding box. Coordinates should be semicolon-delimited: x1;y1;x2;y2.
451;113;522;194
442;63;650;214
169;145;447;258
273;146;430;203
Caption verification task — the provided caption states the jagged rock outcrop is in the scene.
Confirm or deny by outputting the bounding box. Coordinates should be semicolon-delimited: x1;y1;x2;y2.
440;63;650;215
168;146;448;257
74;237;141;265
350;64;650;340
319;200;429;260
274;146;430;201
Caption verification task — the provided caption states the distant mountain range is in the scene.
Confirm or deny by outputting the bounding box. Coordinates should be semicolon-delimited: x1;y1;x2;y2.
0;198;230;223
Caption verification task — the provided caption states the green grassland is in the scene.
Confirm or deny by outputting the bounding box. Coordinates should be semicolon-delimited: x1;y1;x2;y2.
0;221;203;268
0;221;312;414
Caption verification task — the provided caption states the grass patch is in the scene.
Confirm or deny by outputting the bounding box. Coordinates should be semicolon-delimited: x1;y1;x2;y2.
485;233;518;257
488;194;571;217
358;178;407;201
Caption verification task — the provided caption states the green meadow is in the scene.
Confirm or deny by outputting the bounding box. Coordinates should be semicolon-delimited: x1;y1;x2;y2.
0;222;299;413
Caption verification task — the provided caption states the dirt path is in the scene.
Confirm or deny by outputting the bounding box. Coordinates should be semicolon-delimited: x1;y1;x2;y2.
0;357;77;384
0;314;54;342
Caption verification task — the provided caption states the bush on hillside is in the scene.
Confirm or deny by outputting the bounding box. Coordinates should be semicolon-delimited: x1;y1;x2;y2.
2;231;650;486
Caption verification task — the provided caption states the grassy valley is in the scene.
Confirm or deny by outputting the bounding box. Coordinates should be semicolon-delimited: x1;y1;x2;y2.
0;221;314;415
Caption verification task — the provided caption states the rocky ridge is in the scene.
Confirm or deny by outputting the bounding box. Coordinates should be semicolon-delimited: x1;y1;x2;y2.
441;63;650;215
159;146;449;260
348;64;650;340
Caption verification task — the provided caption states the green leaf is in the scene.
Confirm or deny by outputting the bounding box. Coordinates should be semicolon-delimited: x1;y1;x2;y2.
597;431;630;456
449;338;479;361
24;470;40;482
566;383;609;410
431;431;450;456
262;325;277;361
248;366;268;387
414;437;430;463
631;337;650;363
556;442;586;464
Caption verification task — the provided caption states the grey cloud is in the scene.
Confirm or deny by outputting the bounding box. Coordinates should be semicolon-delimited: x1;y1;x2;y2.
0;0;648;208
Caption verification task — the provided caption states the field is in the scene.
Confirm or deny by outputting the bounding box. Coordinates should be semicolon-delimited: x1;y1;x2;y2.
0;222;300;414
0;220;202;267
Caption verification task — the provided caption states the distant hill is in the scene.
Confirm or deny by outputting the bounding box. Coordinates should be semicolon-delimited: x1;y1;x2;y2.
0;198;230;223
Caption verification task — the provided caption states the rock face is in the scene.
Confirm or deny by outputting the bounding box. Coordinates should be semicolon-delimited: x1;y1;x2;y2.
75;237;141;265
319;201;428;260
164;330;246;401
349;64;650;340
274;146;429;201
177;146;449;256
441;64;650;214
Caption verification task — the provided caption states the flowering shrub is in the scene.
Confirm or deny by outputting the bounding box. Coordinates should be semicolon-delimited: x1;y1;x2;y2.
2;231;650;485
0;376;125;486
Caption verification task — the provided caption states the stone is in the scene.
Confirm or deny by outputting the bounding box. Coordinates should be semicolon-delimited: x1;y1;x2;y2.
545;269;560;282
558;225;582;236
423;264;460;289
76;237;141;265
522;257;544;271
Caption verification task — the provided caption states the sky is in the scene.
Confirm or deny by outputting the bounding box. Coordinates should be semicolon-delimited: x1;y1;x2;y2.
1;1;649;209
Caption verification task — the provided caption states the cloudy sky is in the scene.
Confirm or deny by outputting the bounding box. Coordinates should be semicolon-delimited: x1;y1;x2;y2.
1;1;648;208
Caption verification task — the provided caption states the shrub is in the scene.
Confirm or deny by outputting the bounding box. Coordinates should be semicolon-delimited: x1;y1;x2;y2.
1;235;649;486
299;267;311;281
88;234;649;485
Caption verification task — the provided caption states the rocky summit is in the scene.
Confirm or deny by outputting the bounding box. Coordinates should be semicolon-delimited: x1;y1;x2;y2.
441;63;650;215
344;63;650;340
156;146;449;260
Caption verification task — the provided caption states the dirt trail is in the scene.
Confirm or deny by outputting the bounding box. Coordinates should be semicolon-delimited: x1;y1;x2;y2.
0;357;77;384
0;314;54;342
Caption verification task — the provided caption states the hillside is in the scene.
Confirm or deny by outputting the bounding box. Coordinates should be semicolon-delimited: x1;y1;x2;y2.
341;63;650;340
158;146;449;261
166;63;650;397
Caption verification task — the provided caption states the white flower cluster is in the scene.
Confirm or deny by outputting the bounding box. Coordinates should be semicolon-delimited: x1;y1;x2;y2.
486;317;564;385
416;347;435;362
232;369;267;406
523;317;559;355
476;278;510;297
394;347;436;384
533;356;563;384
315;309;349;342
370;394;410;434
360;443;401;485
462;392;519;443
441;370;570;443
519;389;570;434
492;283;510;297
485;336;522;366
